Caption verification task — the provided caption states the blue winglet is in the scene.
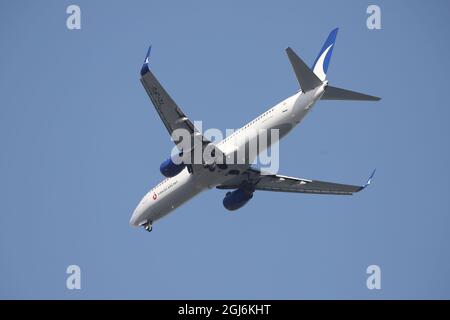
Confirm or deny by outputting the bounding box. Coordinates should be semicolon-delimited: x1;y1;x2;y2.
361;169;376;190
140;45;152;76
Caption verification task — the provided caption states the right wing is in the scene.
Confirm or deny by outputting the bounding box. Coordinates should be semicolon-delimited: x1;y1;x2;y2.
217;167;375;195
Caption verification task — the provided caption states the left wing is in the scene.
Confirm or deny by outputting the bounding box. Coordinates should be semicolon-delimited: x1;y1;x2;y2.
217;167;375;195
140;46;205;150
140;46;223;166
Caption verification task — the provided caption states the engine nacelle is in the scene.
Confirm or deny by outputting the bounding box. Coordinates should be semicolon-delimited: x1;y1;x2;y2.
223;188;254;211
160;156;186;177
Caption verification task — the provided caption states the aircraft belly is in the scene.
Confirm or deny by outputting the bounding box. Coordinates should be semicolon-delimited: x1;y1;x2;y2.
149;174;206;221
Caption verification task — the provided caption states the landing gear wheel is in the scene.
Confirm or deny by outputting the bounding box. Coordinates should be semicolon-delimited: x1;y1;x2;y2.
206;162;216;172
144;221;153;232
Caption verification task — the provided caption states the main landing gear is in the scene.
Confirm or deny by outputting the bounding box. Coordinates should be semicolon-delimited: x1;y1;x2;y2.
203;162;216;172
143;221;153;232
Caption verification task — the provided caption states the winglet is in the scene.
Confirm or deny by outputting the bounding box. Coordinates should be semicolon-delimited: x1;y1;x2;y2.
140;45;152;77
360;169;376;191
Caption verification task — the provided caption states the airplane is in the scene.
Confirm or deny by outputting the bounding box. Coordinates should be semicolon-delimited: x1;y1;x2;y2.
130;28;380;232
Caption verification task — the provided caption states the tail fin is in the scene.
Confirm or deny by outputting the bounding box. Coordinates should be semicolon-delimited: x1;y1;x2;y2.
322;85;381;101
312;28;339;81
286;47;322;92
286;28;381;101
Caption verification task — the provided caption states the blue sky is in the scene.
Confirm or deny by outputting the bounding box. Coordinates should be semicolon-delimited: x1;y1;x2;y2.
1;0;449;299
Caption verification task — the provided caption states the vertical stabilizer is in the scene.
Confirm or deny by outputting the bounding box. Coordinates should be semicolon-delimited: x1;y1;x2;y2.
312;28;339;81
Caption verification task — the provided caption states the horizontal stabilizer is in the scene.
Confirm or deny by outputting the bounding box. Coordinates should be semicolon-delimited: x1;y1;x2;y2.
286;47;323;92
322;85;381;101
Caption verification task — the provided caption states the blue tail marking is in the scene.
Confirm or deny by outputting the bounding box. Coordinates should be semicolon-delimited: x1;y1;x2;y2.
312;28;338;78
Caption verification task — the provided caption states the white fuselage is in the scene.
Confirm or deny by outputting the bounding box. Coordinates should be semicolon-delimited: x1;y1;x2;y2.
129;84;326;227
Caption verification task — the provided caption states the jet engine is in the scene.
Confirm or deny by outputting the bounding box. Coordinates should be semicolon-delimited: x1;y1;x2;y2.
160;155;186;177
223;187;254;211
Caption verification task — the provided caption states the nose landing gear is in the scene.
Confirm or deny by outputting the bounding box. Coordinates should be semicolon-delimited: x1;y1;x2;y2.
143;221;153;232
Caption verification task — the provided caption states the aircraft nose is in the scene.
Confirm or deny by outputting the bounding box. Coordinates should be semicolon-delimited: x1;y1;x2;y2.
129;206;142;227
